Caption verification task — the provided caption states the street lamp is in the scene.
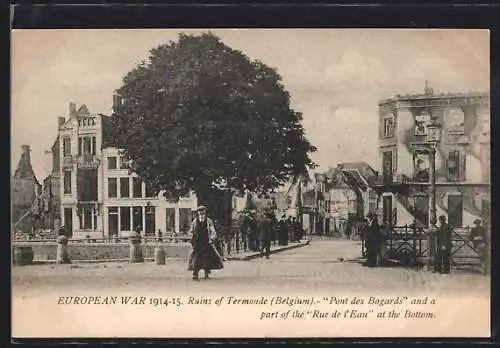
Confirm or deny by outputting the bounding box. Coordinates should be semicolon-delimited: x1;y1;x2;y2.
425;117;442;269
426;117;442;227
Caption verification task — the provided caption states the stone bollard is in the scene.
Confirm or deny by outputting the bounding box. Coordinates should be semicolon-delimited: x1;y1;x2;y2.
154;246;166;265
129;232;144;263
56;235;71;264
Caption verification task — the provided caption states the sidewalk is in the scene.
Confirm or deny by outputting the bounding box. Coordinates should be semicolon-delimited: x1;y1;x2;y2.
225;240;310;261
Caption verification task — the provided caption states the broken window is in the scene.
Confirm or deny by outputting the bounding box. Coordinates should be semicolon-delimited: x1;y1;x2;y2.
414;111;431;136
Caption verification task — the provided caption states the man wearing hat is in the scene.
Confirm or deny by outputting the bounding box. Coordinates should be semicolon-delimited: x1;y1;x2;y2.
432;215;453;274
470;219;488;274
188;206;224;281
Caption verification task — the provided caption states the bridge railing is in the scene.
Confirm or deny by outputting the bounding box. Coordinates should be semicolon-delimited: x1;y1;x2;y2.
361;225;488;271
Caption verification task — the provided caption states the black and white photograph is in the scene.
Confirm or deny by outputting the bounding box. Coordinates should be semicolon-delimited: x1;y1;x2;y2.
11;29;490;338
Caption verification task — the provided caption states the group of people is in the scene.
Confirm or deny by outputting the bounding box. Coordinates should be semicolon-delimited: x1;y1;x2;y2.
361;213;489;274
187;205;305;281
240;212;304;253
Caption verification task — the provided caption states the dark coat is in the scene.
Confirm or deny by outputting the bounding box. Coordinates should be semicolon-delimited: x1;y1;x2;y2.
364;220;384;250
188;218;223;272
470;226;487;248
258;217;274;242
435;223;453;251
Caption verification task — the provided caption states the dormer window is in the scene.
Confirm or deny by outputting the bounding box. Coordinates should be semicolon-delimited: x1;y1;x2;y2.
415;111;431;136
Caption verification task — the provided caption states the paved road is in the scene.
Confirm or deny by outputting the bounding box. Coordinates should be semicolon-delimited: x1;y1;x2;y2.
12;240;489;296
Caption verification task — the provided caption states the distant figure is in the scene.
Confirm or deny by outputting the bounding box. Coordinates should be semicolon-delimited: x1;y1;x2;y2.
277;216;288;246
363;212;383;267
432;215;452;274
470;219;488;274
258;211;274;259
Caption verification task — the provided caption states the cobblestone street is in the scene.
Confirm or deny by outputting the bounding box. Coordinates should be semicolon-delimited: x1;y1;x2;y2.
12;240;489;296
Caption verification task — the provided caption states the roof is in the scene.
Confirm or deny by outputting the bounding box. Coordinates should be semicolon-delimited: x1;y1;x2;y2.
379;91;489;106
76;104;90;117
340;162;378;184
342;170;368;191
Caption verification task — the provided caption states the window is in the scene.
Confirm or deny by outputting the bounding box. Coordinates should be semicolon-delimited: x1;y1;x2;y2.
383;117;395;137
107;157;117;170
62;137;71;156
446;150;464;181
91;137;96;155
132;207;143;231
120;178;130;198
132;177;143;198
108;178;117;198
79;206;93;230
166;208;176;233
120;207;131;231
382;151;393;182
63;171;72;194
414;111;431;136
179;208;192;233
444;107;465;134
145;182;156;198
413;150;430;182
108;207;118;236
120;156;130;169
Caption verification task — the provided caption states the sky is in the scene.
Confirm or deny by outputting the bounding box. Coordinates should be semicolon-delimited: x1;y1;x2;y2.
11;29;489;182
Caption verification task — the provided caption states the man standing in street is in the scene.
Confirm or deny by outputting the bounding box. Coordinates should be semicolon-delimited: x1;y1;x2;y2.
470;219;489;274
433;215;453;274
258;211;274;259
188;206;224;281
363;212;383;267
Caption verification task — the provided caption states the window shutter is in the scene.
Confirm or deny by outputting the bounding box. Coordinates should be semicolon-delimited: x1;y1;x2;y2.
459;150;466;181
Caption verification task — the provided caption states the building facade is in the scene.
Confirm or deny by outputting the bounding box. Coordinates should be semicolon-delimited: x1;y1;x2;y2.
12;145;42;233
312;162;379;235
372;88;490;228
52;103;198;239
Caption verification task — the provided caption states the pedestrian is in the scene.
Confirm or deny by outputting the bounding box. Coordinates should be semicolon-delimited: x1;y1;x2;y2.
286;216;293;243
363;212;383;267
188;206;224;281
258;211;274;259
277;216;288;246
470;219;488;274
432;215;452;274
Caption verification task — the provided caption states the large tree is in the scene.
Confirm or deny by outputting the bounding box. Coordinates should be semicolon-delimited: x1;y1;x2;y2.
108;32;317;203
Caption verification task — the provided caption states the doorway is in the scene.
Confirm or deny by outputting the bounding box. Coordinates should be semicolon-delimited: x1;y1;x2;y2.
145;206;156;236
382;195;393;228
63;208;73;237
447;195;463;228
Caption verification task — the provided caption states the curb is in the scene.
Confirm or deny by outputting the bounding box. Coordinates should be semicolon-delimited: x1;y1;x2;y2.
29;257;188;265
25;241;311;265
227;240;311;261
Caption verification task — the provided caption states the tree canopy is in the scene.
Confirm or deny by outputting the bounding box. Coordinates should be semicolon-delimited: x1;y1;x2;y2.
108;32;317;202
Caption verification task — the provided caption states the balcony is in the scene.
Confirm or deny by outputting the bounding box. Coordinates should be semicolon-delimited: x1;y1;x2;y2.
77;154;101;169
62;156;74;170
371;174;411;186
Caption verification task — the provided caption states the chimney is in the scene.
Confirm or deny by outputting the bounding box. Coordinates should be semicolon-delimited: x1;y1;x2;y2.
44;149;53;175
113;93;122;109
21;145;31;163
69;102;77;117
58;116;65;126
